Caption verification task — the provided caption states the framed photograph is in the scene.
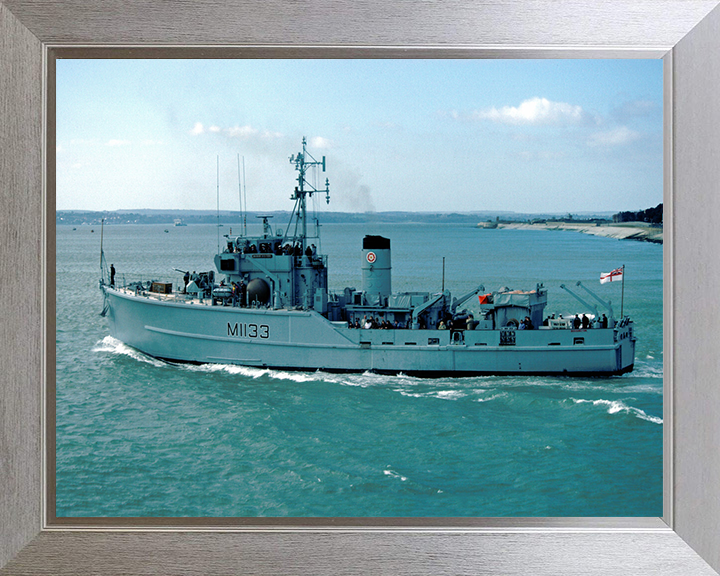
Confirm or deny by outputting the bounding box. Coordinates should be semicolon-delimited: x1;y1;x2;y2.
2;1;720;574
51;55;665;523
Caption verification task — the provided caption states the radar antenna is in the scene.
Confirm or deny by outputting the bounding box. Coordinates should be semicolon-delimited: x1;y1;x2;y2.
285;137;330;245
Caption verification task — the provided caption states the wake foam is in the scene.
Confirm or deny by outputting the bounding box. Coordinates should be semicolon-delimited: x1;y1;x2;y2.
614;383;663;395
395;388;469;400
92;336;167;368
179;362;319;383
570;398;663;424
625;362;663;379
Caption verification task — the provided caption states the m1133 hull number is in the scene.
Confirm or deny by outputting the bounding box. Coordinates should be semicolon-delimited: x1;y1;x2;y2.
228;322;269;339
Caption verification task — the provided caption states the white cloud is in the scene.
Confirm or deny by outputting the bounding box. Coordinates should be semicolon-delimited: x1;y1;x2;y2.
106;139;131;146
261;130;283;139
226;125;258;138
473;97;585;125
309;136;332;149
189;122;205;135
587;126;641;146
188;122;283;142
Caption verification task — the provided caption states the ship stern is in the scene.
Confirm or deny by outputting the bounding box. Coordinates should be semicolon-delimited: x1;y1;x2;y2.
616;319;636;374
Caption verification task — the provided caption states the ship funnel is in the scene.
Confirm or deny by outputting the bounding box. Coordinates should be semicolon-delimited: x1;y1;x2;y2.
362;235;391;299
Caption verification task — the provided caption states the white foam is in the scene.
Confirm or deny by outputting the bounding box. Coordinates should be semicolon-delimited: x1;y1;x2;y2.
570;398;663;424
180;363;340;384
327;372;391;388
271;370;323;383
92;336;167;368
615;383;663;395
394;387;477;401
475;392;506;403
435;390;466;399
383;469;408;482
395;387;512;403
180;362;264;377
91;335;120;353
396;390;424;398
627;367;663;379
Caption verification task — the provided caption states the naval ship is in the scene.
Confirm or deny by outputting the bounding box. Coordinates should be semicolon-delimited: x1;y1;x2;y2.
100;138;635;376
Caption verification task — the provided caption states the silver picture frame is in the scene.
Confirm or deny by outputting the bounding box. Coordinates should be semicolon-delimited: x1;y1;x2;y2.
2;1;720;574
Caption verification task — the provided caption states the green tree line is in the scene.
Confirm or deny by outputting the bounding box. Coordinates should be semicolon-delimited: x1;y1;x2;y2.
613;203;662;224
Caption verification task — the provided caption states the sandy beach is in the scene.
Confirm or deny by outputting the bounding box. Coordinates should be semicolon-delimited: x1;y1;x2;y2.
490;221;663;244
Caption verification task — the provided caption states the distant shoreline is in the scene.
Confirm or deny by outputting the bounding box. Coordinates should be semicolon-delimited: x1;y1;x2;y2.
56;209;618;227
55;211;663;244
492;221;663;244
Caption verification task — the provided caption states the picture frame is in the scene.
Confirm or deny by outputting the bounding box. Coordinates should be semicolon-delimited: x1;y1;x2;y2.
2;1;720;574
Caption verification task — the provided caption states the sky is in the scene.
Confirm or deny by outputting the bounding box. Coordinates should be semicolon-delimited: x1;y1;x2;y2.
56;59;663;214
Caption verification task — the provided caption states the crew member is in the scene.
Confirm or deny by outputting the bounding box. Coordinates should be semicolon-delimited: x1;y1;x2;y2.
231;282;239;306
239;278;247;307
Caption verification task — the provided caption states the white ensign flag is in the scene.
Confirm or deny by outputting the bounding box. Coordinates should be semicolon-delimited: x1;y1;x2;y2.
600;268;623;284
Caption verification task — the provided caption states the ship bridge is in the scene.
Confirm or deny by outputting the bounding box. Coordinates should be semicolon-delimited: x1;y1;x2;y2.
214;140;330;312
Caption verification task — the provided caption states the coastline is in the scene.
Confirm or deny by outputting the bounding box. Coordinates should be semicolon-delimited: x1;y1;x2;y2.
491;221;663;244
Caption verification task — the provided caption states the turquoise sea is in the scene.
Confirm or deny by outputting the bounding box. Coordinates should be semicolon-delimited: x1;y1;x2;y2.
55;221;663;517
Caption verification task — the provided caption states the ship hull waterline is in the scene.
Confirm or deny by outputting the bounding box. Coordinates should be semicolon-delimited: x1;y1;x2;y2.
103;287;636;377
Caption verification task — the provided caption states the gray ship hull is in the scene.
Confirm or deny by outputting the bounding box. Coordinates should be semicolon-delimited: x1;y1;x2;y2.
104;287;635;376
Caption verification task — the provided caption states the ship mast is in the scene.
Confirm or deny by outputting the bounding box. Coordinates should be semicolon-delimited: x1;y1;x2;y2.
288;137;329;245
99;217;105;283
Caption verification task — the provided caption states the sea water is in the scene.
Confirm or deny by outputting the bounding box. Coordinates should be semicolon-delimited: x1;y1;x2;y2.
55;222;662;517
